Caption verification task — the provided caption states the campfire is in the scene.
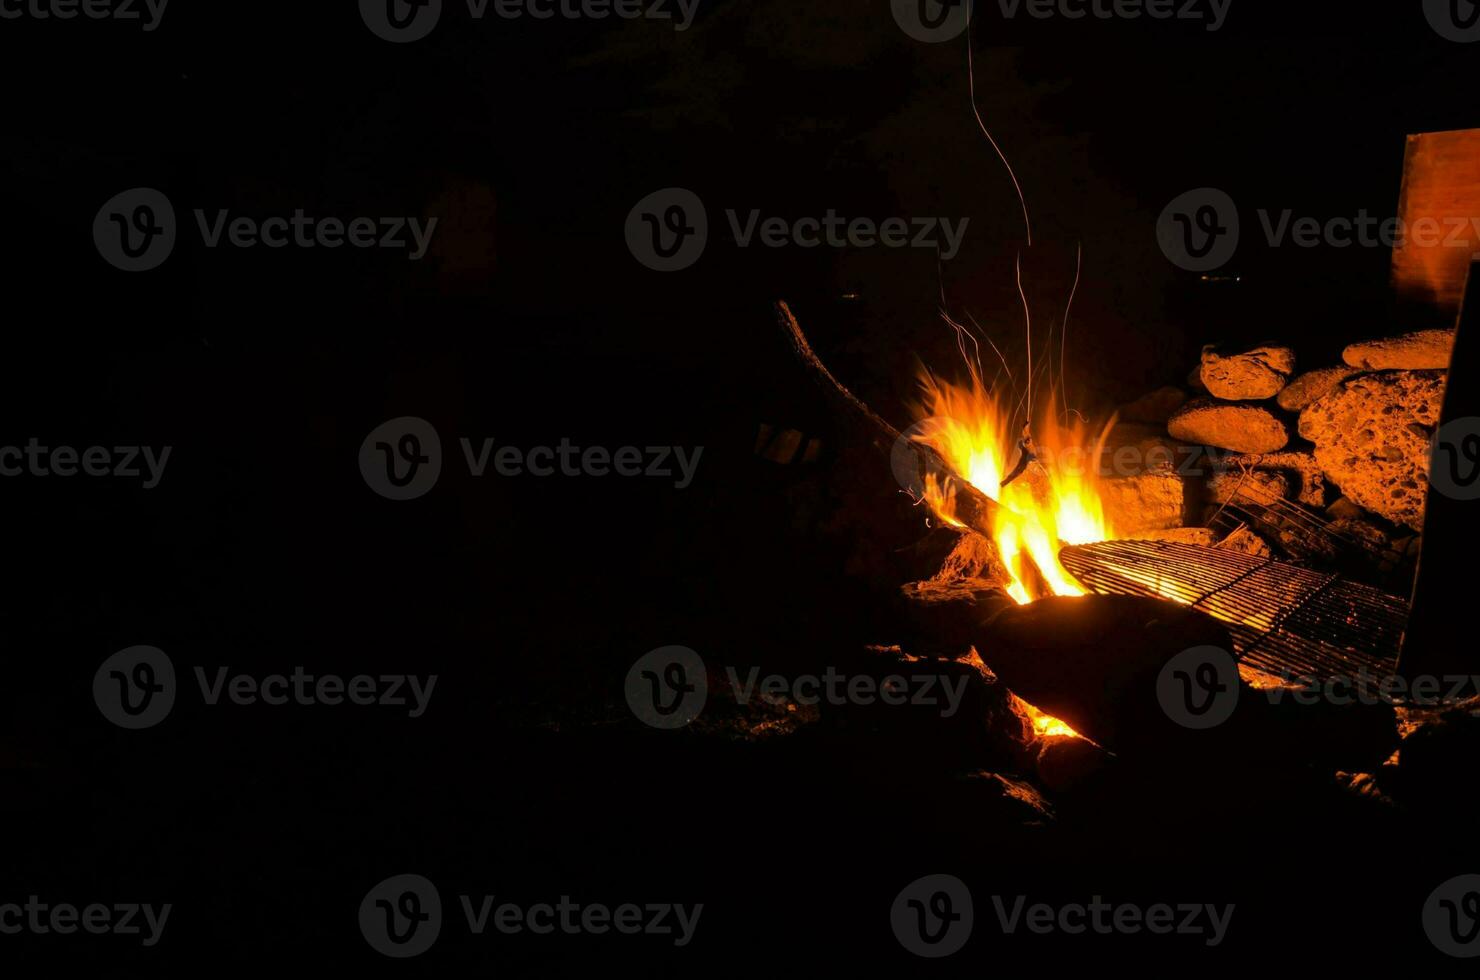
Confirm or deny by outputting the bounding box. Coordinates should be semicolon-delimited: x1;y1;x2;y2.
912;367;1116;604
746;124;1480;832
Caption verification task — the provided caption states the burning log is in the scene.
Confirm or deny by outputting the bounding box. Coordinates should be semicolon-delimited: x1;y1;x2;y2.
974;594;1397;770
774;301;1057;600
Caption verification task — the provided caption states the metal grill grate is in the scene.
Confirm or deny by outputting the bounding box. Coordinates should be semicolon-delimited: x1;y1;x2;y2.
1058;540;1407;681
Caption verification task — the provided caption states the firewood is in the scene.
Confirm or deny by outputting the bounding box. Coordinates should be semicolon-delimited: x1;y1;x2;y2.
773;300;1029;558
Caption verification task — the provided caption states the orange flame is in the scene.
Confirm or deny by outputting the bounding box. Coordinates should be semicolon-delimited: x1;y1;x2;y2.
912;372;1116;605
1013;693;1082;739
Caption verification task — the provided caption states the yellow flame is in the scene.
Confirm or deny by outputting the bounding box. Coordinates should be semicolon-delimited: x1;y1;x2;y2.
913;372;1115;605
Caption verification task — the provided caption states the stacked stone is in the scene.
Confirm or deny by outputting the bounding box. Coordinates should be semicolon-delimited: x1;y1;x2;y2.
1150;328;1454;562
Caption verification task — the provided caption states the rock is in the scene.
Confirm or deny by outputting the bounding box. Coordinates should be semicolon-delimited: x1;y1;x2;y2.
1141;527;1218;546
898;531;1021;657
1208;469;1292;507
1277;366;1363;412
1167;399;1291;454
900;579;1017;659
1186;363;1208;393
975;595;1236;753
980;596;1397;769
1298;370;1446;531
1098;472;1188;535
1392;698;1480;810
821;649;1026;774
1329;516;1391;553
1096;423;1186;477
1277;524;1342;563
1218;526;1272;558
1222;451;1327;506
1199;344;1296;400
1343;329;1455;371
1120;386;1187;424
1033;735;1110;794
1334;770;1397;808
1325;496;1365;520
954;771;1056;823
932;529;1010;584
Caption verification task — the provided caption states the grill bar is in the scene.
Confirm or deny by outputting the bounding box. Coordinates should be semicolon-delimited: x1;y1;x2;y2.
1059;539;1405;681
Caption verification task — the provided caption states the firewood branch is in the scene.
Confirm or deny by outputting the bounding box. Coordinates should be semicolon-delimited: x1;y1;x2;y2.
774;300;1017;543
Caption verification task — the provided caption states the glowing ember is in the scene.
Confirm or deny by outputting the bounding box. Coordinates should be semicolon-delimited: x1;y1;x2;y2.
912;371;1117;604
1009;692;1082;740
1029;707;1080;739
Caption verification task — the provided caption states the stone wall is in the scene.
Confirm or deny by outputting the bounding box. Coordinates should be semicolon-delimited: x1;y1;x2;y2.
1105;328;1454;576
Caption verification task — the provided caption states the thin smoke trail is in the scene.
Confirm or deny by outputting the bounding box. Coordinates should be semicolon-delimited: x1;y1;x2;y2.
1060;242;1082;422
966;15;1032;247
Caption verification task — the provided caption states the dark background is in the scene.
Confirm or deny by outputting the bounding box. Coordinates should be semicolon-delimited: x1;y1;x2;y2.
2;0;1477;969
